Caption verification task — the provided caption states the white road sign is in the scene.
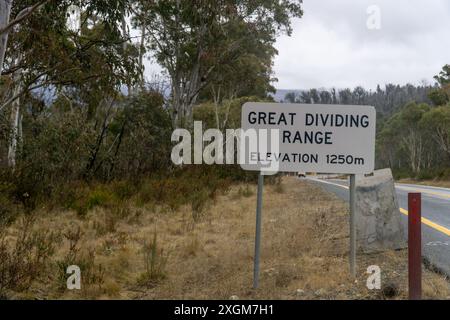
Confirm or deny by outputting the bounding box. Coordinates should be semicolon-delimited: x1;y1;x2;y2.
240;102;376;174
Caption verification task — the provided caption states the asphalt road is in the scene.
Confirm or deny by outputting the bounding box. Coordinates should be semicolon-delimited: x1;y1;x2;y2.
307;177;450;276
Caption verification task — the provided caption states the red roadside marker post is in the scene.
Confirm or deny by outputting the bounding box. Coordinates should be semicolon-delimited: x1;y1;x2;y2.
408;193;422;300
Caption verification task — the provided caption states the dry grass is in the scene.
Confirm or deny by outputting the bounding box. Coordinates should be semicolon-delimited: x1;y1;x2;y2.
1;176;449;300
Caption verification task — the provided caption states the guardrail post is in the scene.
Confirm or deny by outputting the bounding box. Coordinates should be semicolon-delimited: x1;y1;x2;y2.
408;193;422;300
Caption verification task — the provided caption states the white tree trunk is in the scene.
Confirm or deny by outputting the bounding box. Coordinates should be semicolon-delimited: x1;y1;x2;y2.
0;0;13;75
7;57;22;168
7;96;20;167
121;10;131;95
137;22;146;89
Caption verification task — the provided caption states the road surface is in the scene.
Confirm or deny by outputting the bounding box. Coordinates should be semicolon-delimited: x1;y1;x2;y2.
308;178;450;276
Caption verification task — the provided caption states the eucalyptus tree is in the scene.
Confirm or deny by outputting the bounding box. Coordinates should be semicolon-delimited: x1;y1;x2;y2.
133;0;303;128
420;104;450;163
0;0;13;76
378;102;431;174
434;64;450;86
1;0;141;167
196;17;279;130
319;90;332;104
1;0;51;77
429;65;450;106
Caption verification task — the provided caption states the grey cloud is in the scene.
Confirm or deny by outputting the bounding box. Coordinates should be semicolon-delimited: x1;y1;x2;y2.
274;0;450;89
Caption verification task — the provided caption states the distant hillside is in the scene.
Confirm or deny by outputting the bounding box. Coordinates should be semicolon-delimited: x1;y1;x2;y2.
271;89;300;102
273;84;434;116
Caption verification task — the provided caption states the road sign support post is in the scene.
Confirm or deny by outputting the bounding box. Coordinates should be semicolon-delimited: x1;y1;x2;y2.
253;171;264;289
349;174;356;277
408;193;422;300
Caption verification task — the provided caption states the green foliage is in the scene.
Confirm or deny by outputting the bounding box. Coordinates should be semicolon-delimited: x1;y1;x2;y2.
428;65;450;106
0;174;18;225
4;0;141;121
282;84;433;116
66;183;131;216
377;101;450;179
238;185;254;198
133;0;302;127
137;166;236;215
1;90;171;210
190;189;210;221
138;233;167;286
109;91;173;178
110;180;138;201
1;0;304;220
434;64;450;86
0;194;16;226
86;188;115;210
428;88;449;106
339;65;449;161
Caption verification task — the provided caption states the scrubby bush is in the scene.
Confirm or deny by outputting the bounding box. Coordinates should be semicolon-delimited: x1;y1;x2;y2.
55;227;105;294
0;217;59;298
1;89;276;223
138;233;168;286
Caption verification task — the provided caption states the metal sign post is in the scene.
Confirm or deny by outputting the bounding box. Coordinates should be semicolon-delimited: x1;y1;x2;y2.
349;174;356;277
253;171;264;289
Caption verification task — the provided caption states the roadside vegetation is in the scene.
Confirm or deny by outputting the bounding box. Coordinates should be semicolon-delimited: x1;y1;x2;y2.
1;177;449;299
284;65;450;182
1;1;450;300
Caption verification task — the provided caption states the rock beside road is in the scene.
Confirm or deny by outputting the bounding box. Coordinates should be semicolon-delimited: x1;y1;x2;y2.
355;168;407;252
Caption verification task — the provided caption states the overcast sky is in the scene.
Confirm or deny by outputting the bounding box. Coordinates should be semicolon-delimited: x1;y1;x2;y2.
143;0;450;91
273;0;450;90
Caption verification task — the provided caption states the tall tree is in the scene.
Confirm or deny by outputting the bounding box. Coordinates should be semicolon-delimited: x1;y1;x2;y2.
0;0;50;75
338;88;352;104
429;64;450;106
0;0;13;76
420;105;450;162
309;88;319;104
434;64;450;86
379;102;430;174
319;90;332;104
1;0;140;167
134;0;303;128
